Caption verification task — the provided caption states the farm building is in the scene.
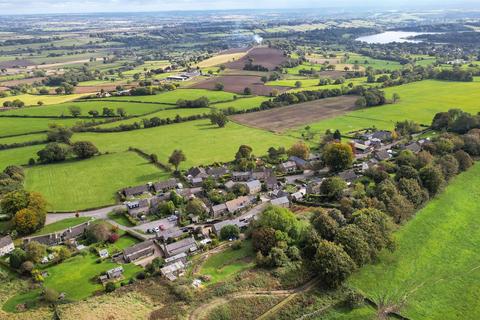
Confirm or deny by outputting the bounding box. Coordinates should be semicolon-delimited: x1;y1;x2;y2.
163;237;197;257
123;240;156;262
122;185;150;198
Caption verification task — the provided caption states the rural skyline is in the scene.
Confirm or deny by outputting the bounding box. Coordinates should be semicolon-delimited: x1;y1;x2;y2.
0;0;479;14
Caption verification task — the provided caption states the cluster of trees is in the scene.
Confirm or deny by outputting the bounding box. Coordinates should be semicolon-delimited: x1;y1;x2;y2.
354;88;387;108
243;61;269;72
250;205;394;289
35;125;99;164
85;221;119;244
0;165;25;197
176;97;210;108
431;109;480;134
234;145;256;171
2;99;25;108
1;189;47;235
209;110;229;128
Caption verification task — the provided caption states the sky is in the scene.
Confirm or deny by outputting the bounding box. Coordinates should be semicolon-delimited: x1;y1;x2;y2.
0;0;479;15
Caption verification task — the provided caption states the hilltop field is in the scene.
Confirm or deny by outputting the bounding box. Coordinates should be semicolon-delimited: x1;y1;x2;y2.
349;163;480;319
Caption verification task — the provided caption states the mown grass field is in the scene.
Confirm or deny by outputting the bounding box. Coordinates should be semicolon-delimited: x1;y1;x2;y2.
288;79;480;137
95;107;211;128
24;152;169;211
0;144;45;170
74;119;297;169
199;240;254;285
0;93;87;106
211;96;269;111
1;101;168;117
104;89;238;104
349;163;480;319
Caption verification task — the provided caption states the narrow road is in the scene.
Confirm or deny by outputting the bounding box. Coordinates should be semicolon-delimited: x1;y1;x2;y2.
46;204;123;224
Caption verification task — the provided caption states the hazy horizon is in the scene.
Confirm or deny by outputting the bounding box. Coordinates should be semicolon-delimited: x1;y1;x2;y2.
1;0;480;15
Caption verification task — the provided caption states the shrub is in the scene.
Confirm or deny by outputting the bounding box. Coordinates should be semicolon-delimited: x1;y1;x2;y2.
105;282;116;293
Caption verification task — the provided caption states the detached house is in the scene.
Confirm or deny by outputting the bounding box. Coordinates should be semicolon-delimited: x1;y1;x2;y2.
163;237;197;258
225;196;254;213
278;161;297;173
245;180;262;195
0;236;14;257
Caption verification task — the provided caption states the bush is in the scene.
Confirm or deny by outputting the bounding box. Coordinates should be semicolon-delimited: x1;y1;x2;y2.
105;282;116;293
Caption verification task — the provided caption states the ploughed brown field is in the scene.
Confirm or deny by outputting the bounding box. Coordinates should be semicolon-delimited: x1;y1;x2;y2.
0;76;45;87
230;95;358;132
225;47;288;71
190;75;289;96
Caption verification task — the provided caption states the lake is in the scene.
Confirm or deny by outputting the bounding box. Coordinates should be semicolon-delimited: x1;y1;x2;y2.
356;31;435;44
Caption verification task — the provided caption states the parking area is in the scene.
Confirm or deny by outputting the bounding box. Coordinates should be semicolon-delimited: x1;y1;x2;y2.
133;216;177;233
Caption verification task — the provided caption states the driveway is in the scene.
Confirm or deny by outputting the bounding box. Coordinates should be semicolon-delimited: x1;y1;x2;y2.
133;217;177;233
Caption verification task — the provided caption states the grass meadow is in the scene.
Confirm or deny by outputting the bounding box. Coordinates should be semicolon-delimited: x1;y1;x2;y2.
1;101;169;117
24;151;169;211
288;79;480;138
0;117;80;136
211;96;269;111
349;163;480;319
199;240;254;285
0;94;87;106
74;119;297;169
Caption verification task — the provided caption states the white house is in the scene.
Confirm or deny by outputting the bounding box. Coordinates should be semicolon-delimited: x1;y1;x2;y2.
0;236;14;257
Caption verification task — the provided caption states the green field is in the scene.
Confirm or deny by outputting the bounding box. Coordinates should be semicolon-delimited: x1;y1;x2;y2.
3;240;141;311
199;240;254;284
0;94;87;106
0;116;81;137
350;163;480;319
346;53;403;70
211;96;269;111
32;217;91;236
74;119;297;169
0;144;45;170
288;79;480;137
1;101;168;117
95;107;211;129
103;89;238;104
24;152;170;211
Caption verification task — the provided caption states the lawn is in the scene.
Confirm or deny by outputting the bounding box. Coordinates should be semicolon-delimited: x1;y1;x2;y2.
107;211;135;227
32;217;91;236
0;93;87;106
103;89;238;104
3;249;141;311
288;79;480;138
350;163;480;319
24;152;170;212
74;119;297;169
199;240;254;284
1;101;168;117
